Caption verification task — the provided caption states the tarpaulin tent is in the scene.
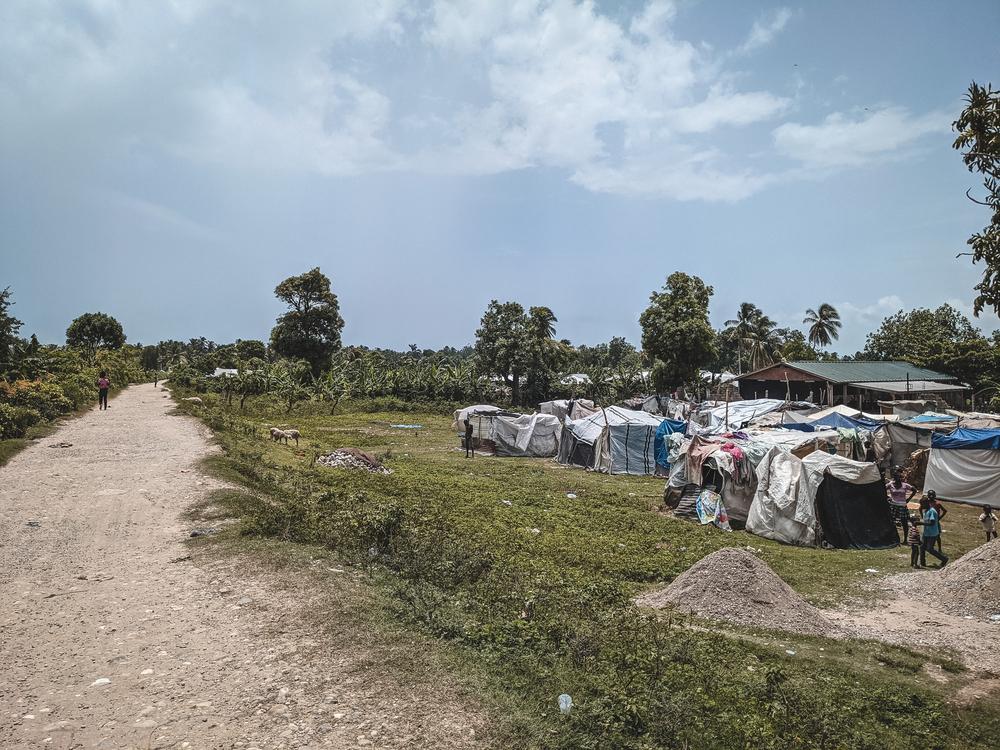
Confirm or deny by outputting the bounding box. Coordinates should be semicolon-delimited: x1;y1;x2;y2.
924;428;1000;506
812;412;883;431
539;398;598;421
491;413;562;458
886;422;933;469
746;449;895;548
654;418;688;471
803;452;898;549
558;406;664;475
452;405;517;451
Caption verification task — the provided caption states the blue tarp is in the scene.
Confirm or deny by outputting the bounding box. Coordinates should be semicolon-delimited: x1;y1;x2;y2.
911;414;955;424
654;419;688;469
812;413;882;431
931;427;1000;450
781;422;815;433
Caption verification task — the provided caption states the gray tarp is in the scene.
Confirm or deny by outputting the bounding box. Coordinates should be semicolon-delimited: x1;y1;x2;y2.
491;413;562;457
560;406;664;475
886;422;932;469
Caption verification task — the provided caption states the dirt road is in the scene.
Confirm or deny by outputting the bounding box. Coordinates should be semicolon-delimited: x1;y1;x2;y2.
0;385;483;749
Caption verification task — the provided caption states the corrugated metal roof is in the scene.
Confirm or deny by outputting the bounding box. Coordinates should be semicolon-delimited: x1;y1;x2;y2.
849;380;968;393
783;361;956;384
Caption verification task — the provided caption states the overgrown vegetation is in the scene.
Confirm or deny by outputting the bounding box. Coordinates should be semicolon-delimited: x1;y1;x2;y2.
176;388;1000;749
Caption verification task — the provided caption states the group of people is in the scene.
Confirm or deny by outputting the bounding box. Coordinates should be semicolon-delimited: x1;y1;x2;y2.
887;469;998;569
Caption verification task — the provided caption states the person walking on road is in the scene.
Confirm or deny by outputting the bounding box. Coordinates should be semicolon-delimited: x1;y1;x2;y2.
97;371;111;411
919;495;948;568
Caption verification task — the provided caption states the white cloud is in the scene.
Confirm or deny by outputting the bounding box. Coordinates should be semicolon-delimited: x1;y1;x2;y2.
837;295;905;330
773;107;950;168
736;7;793;55
0;1;951;203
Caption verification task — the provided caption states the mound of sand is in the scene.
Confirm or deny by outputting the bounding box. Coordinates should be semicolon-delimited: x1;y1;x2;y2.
933;537;1000;617
636;547;839;637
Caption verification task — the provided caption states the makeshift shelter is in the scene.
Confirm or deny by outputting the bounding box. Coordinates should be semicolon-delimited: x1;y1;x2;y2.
558;406;664;475
452;405;516;451
746;449;897;548
886;422;933;470
539;398;597;421
804;452;899;549
490;413;562;458
924;428;1000;506
692;399;815;435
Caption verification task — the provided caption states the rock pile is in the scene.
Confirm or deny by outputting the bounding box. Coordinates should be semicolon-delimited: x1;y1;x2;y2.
316;448;392;474
636;546;839;636
932;537;1000;617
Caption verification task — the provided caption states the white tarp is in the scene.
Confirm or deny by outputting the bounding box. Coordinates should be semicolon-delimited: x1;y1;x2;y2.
925;448;1000;506
539;398;597;421
746;447;815;546
452;405;509;441
491;413;562;457
746;449;880;546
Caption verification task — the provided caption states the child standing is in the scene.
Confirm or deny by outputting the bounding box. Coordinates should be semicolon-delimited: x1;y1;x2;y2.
907;513;922;567
97;371;110;410
979;505;998;544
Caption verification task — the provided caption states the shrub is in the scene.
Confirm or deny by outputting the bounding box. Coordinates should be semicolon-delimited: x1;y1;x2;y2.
0;379;74;419
0;403;41;438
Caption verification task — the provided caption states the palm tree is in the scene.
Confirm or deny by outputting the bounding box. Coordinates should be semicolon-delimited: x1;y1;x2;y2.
528;306;558;339
803;303;842;348
725;302;776;373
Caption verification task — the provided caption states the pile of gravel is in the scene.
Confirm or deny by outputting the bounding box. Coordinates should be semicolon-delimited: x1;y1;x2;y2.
636;547;839;637
316;448;392;474
932;537;1000;618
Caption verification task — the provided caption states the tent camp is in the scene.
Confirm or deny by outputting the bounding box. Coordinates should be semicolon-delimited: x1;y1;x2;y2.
924;428;1000;506
747;449;897;549
491;413;562;458
558;406;665;475
539;398;598;421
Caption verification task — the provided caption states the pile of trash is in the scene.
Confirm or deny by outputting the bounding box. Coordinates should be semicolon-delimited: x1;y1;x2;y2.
636;547;839;637
316;448;392;474
932;537;1000;618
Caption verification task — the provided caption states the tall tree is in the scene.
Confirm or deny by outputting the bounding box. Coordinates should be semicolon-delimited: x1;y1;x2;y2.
0;287;23;368
861;304;983;365
640;272;716;392
66;312;126;350
269;267;345;374
474;300;528;405
723;302;778;372
803;303;842;348
953;81;1000;315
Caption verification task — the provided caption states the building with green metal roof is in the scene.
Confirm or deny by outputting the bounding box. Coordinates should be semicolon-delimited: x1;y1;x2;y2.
737;360;967;410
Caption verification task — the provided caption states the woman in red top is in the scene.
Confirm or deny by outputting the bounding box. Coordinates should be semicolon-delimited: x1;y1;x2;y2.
97;371;110;410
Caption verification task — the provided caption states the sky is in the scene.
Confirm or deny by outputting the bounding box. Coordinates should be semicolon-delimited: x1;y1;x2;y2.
1;0;998;355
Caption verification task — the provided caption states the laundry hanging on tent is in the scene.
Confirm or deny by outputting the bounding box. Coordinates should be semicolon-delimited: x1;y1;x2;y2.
695;489;731;531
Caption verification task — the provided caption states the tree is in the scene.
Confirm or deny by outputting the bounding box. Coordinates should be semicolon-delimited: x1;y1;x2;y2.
140;345;160;371
475;300;529;405
640;272;716;392
270;268;345;374
523;306;568;405
0;287;23;368
861;304;983;365
235;339;267;361
953;81;1000;315
66;312;126;350
803;303;842;348
722;302;779;372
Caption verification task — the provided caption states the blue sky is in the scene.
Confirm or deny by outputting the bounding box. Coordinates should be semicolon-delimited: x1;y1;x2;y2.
2;0;998;354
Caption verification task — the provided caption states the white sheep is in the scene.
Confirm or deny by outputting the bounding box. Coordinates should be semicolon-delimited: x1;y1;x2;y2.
268;427;300;446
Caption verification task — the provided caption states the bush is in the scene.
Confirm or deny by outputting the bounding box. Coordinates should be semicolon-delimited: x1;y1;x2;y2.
0;379;74;419
0;403;41;438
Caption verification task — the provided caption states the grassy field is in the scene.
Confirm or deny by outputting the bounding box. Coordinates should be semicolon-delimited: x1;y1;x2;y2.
177;390;1000;749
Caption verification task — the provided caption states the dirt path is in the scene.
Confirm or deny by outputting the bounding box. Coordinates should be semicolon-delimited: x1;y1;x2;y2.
0;385;484;750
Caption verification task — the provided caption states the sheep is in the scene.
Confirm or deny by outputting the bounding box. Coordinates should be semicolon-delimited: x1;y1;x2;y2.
268;427;300;446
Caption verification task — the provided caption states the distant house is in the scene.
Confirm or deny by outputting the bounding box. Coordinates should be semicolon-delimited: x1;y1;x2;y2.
737;360;968;411
211;368;239;378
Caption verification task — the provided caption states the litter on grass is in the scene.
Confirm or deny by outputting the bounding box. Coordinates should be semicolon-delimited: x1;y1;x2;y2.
316;448;392;474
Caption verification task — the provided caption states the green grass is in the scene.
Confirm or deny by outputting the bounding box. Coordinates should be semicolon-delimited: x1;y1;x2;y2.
176;390;1000;749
